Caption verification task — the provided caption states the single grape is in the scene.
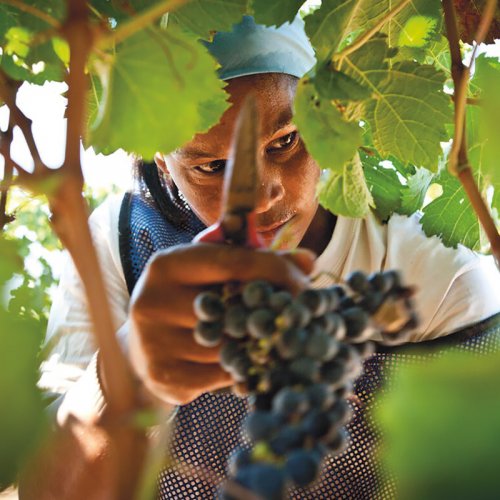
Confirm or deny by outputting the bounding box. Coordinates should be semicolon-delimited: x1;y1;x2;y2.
289;357;320;384
220;339;243;372
278;302;312;330
269;425;306;455
368;271;391;293
227;447;252;476
285;449;320;488
269;290;293;312
304;325;337;361
320;359;348;388
247;308;277;339
305;383;335;411
276;327;307;360
352;340;376;359
328;399;351;427
342;306;370;341
346;270;369;294
193;291;225;321
272;387;308;417
242;280;273;308
302;409;332;439
224;303;249;339
297;289;329;317
360;291;384;313
194;321;224;347
244;410;280;442
243;463;286;500
230;353;252;382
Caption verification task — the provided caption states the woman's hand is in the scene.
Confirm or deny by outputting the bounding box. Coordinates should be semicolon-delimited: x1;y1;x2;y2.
127;243;315;406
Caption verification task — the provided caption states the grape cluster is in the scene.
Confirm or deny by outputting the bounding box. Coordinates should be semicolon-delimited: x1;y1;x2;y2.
192;270;417;500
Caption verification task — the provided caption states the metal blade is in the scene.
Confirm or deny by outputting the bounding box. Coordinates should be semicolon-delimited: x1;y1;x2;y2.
221;93;260;216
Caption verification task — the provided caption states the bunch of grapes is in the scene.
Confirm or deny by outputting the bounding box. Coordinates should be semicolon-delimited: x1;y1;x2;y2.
192;270;417;500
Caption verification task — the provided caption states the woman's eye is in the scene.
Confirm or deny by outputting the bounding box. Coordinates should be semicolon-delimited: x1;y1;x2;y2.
195;159;227;174
267;131;299;153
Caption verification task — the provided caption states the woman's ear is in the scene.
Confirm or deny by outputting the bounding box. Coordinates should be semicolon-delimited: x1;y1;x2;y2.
154;153;169;175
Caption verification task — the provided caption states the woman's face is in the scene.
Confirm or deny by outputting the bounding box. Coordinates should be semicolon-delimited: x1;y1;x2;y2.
156;73;322;249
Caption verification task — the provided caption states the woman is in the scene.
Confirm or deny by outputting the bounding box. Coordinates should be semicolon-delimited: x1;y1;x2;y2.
41;16;500;499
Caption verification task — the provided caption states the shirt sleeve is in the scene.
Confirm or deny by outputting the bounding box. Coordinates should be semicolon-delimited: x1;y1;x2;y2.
39;194;130;395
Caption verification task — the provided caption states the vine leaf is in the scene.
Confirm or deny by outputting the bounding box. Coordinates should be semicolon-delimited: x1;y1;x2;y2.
0;237;23;285
304;0;440;58
420;170;480;250
294;79;362;174
318;153;374;218
169;0;248;39
361;151;405;221
251;0;305;27
399;167;433;216
341;35;451;171
313;61;372;101
88;27;229;159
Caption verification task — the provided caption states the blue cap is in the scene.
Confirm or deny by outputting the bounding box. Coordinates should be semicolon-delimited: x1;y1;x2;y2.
203;16;316;81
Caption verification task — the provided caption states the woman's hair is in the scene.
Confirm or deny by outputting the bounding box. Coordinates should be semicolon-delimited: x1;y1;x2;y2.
133;158;188;224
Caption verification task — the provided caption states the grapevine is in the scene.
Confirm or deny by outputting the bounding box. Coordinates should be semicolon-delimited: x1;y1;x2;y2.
192;271;417;499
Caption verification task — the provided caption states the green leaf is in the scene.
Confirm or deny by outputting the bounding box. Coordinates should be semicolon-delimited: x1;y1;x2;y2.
361;152;405;221
0;308;46;490
0;237;23;286
399;167;433;215
398;15;438;48
89;27;230;159
294;78;363;173
4;27;32;58
252;0;305;27
376;351;500;500
318;153;374;217
341;35;451;170
169;0;248;39
420;170;480;250
313;61;372;101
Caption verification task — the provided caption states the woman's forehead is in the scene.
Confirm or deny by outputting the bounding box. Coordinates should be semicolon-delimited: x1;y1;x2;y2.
177;74;297;158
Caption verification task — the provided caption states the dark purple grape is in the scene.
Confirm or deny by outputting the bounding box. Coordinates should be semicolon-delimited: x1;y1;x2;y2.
328;399;351;427
346;270;369;293
305;383;335;410
227;447;251;476
272;387;308;416
285;449;320;487
368;271;391;293
360;291;384;313
224;303;248;339
342;306;370;341
194;321;223;347
244;411;280;442
239;463;285;500
279;302;312;329
297;289;329;317
193;291;225;321
320;359;347;388
305;325;338;361
302;409;332;438
289;357;320;384
276;327;307;360
242;280;273;308
269;290;293;312
247;308;277;339
325;427;349;454
269;425;306;455
352;340;376;359
220;340;243;372
230;353;252;382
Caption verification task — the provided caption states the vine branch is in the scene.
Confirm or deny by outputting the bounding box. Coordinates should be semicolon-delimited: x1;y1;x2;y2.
443;0;500;264
1;0;61;29
0;70;47;175
332;0;412;63
97;0;190;47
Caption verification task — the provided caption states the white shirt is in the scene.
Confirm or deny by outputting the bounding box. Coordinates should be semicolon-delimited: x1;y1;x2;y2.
40;194;500;394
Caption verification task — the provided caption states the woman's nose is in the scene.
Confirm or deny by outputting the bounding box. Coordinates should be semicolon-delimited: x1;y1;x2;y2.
253;162;285;214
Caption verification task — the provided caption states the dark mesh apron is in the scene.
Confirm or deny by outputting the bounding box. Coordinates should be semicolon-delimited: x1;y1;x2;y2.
119;190;500;499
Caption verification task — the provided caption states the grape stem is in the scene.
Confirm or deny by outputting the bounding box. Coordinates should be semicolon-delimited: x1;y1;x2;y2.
442;0;500;267
332;0;412;64
1;0;61;29
97;0;191;48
